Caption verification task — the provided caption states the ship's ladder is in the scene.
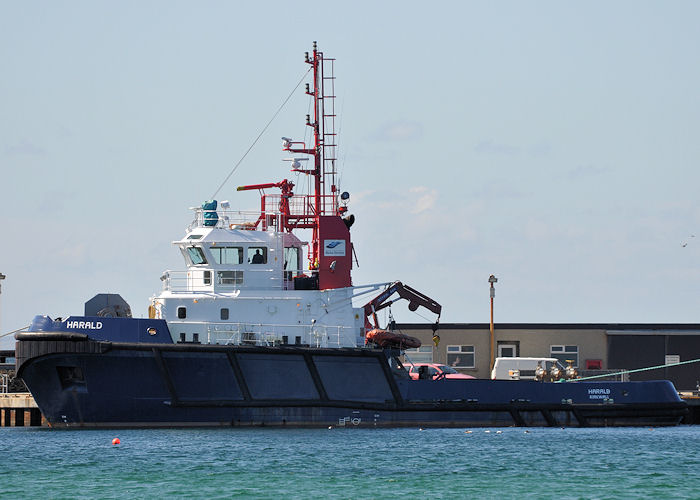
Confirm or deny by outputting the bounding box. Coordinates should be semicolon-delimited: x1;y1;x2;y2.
320;55;338;215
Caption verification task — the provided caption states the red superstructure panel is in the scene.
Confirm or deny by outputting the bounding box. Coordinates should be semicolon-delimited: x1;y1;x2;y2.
318;215;352;290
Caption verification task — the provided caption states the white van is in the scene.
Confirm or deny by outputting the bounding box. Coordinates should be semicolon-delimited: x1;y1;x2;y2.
490;357;562;380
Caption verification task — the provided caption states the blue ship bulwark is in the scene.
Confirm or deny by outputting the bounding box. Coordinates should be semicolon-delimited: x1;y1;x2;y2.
15;317;687;428
26;315;173;344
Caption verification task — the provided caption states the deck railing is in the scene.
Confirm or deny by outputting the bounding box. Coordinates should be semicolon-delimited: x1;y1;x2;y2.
188;193;339;231
188;209;266;231
166;321;348;347
159;269;316;292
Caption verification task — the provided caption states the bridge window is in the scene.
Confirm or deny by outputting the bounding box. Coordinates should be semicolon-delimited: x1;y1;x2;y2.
248;247;267;264
186;246;207;265
284;247;299;272
218;270;243;285
447;345;475;368
211;246;243;265
284;247;300;282
551;345;579;368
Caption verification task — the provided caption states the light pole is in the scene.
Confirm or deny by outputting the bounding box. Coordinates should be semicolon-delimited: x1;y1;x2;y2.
0;273;5;339
489;274;498;372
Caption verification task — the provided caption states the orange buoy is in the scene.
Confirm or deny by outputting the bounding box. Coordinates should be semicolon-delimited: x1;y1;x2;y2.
112;438;120;445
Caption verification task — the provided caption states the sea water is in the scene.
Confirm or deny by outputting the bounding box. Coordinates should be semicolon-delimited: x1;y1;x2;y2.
1;426;699;499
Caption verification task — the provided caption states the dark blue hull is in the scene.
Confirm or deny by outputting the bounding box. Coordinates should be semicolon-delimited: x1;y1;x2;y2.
16;330;687;428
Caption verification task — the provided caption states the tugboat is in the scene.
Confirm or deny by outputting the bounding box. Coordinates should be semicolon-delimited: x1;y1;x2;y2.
15;43;687;428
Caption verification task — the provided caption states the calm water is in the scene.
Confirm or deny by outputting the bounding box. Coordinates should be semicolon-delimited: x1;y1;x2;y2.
1;426;699;499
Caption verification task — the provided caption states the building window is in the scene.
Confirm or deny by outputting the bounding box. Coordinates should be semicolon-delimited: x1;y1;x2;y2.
404;346;433;364
248;247;268;264
211;246;243;265
447;345;475;368
551;345;579;368
218;270;244;285
177;306;187;319
497;342;518;358
220;308;229;320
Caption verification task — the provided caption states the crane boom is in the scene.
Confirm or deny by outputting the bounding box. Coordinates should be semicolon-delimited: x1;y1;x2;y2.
363;281;442;329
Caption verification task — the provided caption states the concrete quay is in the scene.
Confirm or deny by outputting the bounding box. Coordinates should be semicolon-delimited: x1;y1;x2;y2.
0;393;46;427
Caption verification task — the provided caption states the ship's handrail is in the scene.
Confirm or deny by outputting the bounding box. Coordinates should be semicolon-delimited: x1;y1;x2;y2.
188;194;339;231
160;268;318;292
166;321;348;347
188;209;266;231
263;194;338;218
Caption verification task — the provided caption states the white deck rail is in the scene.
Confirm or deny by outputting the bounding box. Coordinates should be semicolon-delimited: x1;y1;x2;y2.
167;321;349;348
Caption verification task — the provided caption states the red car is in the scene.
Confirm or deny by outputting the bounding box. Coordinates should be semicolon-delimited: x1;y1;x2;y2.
407;363;476;380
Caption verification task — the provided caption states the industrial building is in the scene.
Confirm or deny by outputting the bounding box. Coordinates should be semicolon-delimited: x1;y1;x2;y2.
399;323;700;391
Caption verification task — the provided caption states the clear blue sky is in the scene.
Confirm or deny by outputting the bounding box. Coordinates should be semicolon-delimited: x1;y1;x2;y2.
2;1;699;347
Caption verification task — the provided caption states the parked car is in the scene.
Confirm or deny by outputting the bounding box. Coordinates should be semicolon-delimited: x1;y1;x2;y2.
407;363;476;380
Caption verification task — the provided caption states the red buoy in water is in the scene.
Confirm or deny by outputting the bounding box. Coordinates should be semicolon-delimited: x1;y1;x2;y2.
112;438;120;445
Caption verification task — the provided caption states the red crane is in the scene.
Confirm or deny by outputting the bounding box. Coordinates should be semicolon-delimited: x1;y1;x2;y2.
363;281;442;329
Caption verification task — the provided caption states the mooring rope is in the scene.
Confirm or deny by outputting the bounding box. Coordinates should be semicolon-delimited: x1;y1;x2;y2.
0;325;30;339
558;357;700;383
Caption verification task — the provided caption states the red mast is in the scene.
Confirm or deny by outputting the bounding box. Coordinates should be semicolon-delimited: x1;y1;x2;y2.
238;42;351;290
288;41;339;268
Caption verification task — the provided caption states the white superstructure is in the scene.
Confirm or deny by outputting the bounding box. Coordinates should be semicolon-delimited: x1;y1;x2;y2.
147;43;418;349
149;209;385;347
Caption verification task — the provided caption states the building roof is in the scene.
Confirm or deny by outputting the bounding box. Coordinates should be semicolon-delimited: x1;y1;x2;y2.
398;322;700;331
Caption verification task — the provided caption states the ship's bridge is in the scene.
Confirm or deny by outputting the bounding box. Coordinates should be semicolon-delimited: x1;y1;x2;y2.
161;225;307;293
